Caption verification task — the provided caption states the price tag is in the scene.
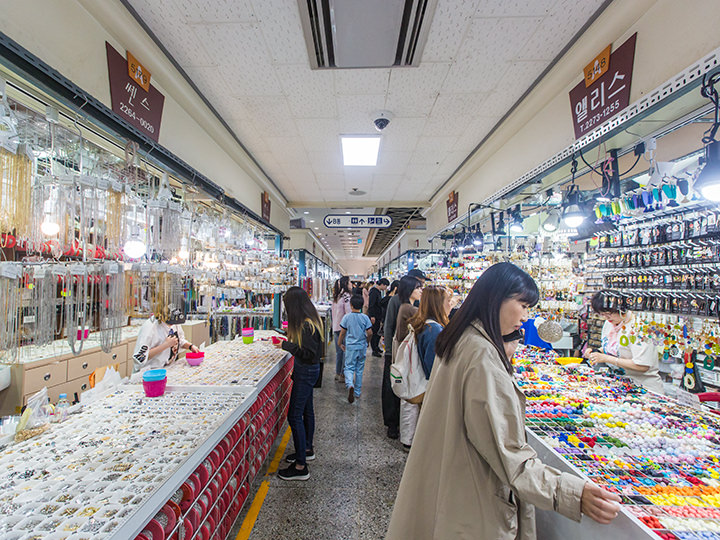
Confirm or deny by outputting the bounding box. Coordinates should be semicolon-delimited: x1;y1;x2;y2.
0;262;21;279
105;262;119;275
69;263;86;275
676;389;702;410
52;265;67;276
23;315;36;324
33;266;47;279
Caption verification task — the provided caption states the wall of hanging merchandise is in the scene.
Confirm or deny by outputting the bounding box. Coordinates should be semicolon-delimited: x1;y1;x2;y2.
514;346;720;539
0;91;293;369
584;198;720;394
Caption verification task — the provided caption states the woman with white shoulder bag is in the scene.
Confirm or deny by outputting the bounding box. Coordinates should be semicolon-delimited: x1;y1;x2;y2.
396;285;452;449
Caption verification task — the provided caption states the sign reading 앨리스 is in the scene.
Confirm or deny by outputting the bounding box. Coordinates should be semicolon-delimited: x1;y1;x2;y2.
569;33;637;140
106;43;165;142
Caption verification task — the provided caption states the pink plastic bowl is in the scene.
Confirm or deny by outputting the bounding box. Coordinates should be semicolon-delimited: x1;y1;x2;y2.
186;352;205;366
142;377;167;398
271;336;287;345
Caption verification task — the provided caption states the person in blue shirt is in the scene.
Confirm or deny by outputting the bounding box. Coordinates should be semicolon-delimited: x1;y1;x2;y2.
338;295;373;403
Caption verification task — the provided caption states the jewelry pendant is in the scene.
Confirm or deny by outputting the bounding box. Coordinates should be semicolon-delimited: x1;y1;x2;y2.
619;335;630;347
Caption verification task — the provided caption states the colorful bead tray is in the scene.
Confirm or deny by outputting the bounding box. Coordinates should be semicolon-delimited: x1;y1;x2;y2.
514;346;720;539
0;387;251;538
164;334;289;387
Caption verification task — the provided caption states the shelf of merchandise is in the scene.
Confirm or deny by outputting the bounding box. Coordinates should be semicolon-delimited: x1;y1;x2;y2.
0;350;293;539
515;347;720;540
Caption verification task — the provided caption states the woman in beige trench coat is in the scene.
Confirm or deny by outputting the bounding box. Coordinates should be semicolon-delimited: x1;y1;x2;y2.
386;263;621;540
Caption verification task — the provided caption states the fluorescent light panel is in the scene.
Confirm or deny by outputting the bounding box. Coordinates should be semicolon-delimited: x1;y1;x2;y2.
341;136;381;166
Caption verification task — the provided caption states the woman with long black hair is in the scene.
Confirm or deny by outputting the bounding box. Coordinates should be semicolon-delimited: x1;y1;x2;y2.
386;263;621;539
331;276;352;382
274;286;324;481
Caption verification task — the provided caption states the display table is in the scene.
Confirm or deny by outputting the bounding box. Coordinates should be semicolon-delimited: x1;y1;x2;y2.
515;347;720;540
0;340;294;540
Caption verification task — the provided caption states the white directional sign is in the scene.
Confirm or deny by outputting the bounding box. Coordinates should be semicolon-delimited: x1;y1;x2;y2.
323;214;392;228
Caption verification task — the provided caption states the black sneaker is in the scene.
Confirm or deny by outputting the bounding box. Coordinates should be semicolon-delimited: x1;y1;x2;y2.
387;427;399;439
285;449;315;463
278;464;309;481
348;387;355;403
372;351;382;358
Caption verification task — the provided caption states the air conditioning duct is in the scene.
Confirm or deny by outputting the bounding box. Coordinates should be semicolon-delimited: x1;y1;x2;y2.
297;0;438;69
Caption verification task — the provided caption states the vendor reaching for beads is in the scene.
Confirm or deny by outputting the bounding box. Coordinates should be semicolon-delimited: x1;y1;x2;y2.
584;291;664;394
132;315;199;372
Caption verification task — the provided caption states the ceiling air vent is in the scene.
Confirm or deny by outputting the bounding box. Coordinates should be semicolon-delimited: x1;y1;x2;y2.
297;0;438;69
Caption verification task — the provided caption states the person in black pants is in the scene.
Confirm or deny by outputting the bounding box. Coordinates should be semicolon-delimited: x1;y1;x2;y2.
274;287;323;481
368;278;389;357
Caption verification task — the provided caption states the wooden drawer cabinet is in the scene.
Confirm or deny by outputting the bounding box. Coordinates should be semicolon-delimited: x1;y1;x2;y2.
67;345;124;381
25;362;67;395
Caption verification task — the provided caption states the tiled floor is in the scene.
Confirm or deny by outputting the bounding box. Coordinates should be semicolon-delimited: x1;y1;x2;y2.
230;351;407;540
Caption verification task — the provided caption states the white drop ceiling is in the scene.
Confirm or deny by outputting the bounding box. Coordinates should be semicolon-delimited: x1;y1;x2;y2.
127;0;608;258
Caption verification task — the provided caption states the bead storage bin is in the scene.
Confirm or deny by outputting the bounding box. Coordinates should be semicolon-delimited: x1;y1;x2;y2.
514;346;720;539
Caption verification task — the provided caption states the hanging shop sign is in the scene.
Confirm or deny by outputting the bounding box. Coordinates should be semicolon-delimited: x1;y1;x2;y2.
446;190;459;223
261;191;271;222
569;33;637;140
106;43;165;142
323;214;392;228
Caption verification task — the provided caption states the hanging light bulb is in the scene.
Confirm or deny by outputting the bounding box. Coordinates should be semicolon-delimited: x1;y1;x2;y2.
562;157;585;228
123;229;146;259
695;141;720;201
542;209;561;232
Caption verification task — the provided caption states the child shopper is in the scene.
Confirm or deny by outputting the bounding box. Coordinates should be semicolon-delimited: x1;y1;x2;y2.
338;295;372;403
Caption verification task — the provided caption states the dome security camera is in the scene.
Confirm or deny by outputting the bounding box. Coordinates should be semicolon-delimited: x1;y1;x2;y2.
372;111;393;132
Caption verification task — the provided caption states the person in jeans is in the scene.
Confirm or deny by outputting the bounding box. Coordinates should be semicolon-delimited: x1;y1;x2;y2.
331;276;352;383
368;278;389;357
338;295;372;403
382;275;422;439
275;287;324;481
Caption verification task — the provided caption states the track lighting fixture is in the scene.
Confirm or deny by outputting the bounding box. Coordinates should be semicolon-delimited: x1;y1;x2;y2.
542;209;561;232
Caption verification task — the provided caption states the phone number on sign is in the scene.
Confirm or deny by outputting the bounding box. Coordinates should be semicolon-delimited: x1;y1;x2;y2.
120;101;156;135
580;99;620;134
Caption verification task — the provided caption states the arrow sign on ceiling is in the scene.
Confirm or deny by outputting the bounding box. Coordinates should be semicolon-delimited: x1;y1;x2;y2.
323;214;393;228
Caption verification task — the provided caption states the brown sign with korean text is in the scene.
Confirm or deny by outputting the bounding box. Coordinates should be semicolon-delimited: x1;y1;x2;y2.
446;191;458;223
569;33;636;140
261;191;271;222
106;42;164;142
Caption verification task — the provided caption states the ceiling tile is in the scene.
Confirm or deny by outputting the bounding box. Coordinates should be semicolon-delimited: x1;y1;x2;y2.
422;0;479;62
252;0;310;65
175;0;255;23
334;69;391;95
388;63;451;96
129;1;214;67
521;0;606;61
276;65;337;118
384;92;438;117
266;137;309;164
379;116;426;153
336;95;388;131
473;0;557;18
308;152;344;175
375;151;413;175
235;96;298;137
192;23;284;95
424;93;487;136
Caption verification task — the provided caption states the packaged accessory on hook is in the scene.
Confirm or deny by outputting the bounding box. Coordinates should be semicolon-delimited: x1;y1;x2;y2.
98;261;124;353
0;262;22;363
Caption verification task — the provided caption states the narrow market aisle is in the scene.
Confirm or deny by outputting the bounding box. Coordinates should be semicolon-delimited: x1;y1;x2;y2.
231;351;407;540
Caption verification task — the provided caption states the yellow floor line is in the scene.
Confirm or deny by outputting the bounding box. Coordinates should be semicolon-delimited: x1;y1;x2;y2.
235;427;292;540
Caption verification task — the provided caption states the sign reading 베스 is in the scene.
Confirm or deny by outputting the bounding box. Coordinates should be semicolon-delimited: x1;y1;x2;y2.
261;191;271;222
569;33;636;140
446;191;458;223
323;215;392;228
106;43;164;142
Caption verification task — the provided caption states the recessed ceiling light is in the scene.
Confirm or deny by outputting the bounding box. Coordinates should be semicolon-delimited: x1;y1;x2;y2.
314;227;318;230
310;220;315;223
341;136;380;166
304;211;309;214
345;211;351;214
